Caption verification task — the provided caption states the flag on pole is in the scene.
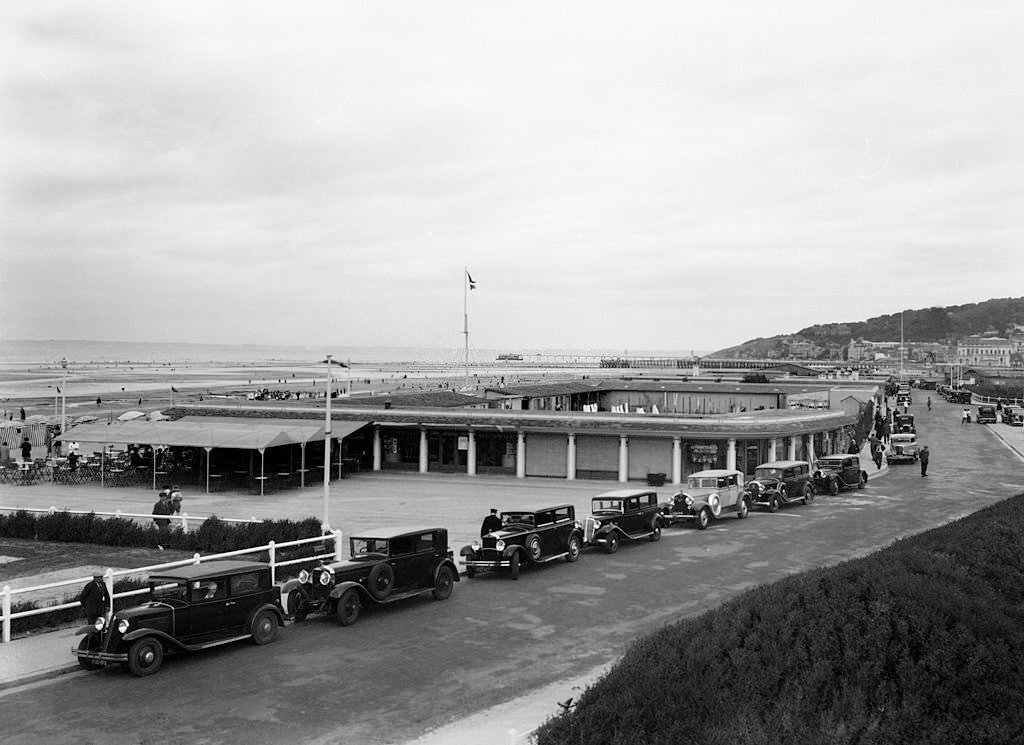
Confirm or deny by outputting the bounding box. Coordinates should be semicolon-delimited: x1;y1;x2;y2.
466;270;477;290
171;386;179;393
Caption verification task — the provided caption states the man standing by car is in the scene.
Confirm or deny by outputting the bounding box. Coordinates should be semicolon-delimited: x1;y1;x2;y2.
480;508;502;536
919;446;930;476
78;574;110;623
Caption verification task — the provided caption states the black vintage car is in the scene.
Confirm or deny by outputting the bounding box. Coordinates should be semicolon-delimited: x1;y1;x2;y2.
812;455;867;495
281;527;459;626
73;560;285;677
893;413;916;434
743;460;814;512
583;489;664;552
460;504;583;579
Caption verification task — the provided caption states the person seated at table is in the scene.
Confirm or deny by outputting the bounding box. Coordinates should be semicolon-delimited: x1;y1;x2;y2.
67;451;79;471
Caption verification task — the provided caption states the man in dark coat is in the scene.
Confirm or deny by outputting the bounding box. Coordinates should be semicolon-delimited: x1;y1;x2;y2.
78;574;110;621
480;508;502;537
919;446;930;476
20;437;32;462
152;492;172;530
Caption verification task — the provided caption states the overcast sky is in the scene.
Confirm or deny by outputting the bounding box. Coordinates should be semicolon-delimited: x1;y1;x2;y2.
2;2;1022;354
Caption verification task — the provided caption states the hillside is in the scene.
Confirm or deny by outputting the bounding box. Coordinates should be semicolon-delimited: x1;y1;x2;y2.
713;297;1024;358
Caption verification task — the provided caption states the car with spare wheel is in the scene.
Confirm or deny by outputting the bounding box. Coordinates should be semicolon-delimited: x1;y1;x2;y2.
885;441;920;465
72;560;284;677
281;527;459;626
976;405;997;424
743;460;814;512
812;455;867;495
583;489;664;552
460;504;583;579
660;469;747;530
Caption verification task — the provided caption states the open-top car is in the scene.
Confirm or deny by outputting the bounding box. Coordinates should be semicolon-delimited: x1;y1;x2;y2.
812;455;867;495
281;527;459;626
73;560;285;677
460;504;583;579
661;469;747;530
583;489;664;552
886;441;920;465
743;460;814;512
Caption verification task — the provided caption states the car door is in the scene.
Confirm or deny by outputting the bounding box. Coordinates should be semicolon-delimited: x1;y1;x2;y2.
621;496;640;534
186;576;233;643
390;533;436;591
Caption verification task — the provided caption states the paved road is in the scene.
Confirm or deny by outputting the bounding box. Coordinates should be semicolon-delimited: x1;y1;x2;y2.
1;395;1022;745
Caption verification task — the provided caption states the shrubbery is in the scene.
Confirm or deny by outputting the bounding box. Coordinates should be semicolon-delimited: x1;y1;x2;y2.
535;494;1024;745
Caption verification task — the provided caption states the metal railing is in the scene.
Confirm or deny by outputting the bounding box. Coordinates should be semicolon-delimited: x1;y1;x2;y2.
0;505;261;532
0;529;342;643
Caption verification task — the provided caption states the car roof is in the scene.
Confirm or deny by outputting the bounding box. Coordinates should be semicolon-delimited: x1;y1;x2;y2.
817;454;851;461
502;504;574;514
149;560;268;582
350;526;446;540
593;489;657;499
753;460;808;469
688;469;742;478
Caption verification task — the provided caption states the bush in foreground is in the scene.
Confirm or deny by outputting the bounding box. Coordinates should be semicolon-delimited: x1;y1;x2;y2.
535;495;1024;745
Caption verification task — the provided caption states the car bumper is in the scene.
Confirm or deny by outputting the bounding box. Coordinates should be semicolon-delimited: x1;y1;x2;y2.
72;647;128;664
463;558;510;571
662;511;696;525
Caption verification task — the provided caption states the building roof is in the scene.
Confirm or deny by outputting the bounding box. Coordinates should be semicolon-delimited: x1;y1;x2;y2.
56;418;367;449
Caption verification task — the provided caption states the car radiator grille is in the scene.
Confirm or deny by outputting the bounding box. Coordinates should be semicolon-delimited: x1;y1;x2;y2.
584;517;597;543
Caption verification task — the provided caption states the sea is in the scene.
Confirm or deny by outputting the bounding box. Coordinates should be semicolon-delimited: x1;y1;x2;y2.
0;339;709;367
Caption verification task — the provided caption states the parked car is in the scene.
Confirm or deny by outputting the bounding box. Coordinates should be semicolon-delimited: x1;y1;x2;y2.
281;527;459;626
1001;405;1017;423
886;441;920;465
812;455;867;495
661;469;747;530
889;432;917;446
893;413;916;434
743;460;814;512
583;489;664;552
73;560;284;677
460;505;583;579
976;405;997;424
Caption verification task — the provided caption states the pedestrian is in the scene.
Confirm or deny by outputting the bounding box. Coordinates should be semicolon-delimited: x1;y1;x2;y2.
78;574;110;623
881;420;890;443
961;408;969;425
20;436;32;462
96;396;102;407
152;490;172;531
170;485;183;514
919;445;930;476
19;407;25;420
872;444;883;470
927;396;932;411
480;507;502;537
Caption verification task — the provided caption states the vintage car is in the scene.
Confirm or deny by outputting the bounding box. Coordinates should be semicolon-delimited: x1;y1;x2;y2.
976;405;997;424
743;460;814;512
661;469;747;530
583;489;664;552
885;441;920;465
812;455;867;495
281;527;459;626
1001;405;1017;423
73;560;284;677
889;431;916;446
893;413;916;434
1005;409;1024;427
460;504;583;579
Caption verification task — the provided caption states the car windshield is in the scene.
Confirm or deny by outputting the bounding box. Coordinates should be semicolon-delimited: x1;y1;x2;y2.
754;468;782;479
351;537;389;555
150;581;187;602
591;499;623;513
502;512;534;527
816;460;843;470
687;477;720;489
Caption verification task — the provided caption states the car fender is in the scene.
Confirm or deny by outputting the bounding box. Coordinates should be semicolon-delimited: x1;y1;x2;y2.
245;602;285;628
329;580;371;603
122;627;188;652
279;578;308;599
433;558;461;583
502;545;526;560
459;545;477;559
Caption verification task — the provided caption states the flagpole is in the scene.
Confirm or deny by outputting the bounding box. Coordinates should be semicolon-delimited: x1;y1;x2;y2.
464;267;469;390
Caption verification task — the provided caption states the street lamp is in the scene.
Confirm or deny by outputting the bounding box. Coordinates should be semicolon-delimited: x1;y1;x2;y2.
320;356;349;532
60;358;68;435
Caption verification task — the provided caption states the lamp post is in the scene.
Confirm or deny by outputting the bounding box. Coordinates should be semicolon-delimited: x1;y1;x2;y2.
320;356;348;532
60;358;68;434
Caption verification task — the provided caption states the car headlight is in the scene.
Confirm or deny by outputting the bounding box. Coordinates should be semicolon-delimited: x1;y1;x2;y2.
684;495;694;507
495;539;506;551
593;518;602;527
318;570;333;586
93;617;105;631
117;618;130;634
298;569;310;584
471;540;480;551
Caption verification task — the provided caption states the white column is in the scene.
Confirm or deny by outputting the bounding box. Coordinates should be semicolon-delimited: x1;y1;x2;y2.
671;437;682;485
805;434;815;464
788;436;797;461
467;430;477;476
618;435;628;482
372;427;382;471
566;433;576;481
419;428;428;474
516;432;526;479
726;438;737;472
769;438;778;463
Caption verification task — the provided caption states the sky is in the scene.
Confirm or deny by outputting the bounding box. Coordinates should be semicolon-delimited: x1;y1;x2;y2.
1;1;1022;355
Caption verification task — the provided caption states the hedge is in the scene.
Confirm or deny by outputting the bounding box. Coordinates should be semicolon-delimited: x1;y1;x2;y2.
535;493;1024;745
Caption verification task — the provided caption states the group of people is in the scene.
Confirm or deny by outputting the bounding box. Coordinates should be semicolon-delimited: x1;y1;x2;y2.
152;485;183;530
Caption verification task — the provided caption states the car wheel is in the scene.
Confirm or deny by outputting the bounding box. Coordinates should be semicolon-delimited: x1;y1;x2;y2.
737;497;749;519
858;472;867;489
526;534;543;562
509;551;520;580
566;534;582;562
127;637;163;677
250;609;278;645
697;507;711;530
288;589;307;621
336;588;360;626
367;562;395;601
432;565;455;601
76;636;102;670
649;519;662;540
803;485;814;504
768;495;779;513
778;484;788;503
605;532;620;554
465;565;476;578
829;479;839;496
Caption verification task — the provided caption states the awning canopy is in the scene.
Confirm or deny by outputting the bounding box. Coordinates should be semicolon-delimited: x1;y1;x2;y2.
55;418;367;450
